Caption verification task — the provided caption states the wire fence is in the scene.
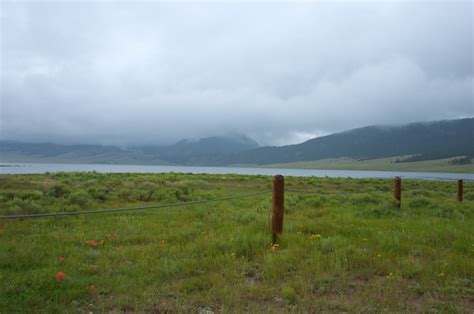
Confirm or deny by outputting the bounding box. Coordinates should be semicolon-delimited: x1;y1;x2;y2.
0;190;270;220
285;189;389;195
1;176;469;220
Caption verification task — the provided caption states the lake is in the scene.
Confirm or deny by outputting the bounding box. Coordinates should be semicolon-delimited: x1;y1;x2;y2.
1;162;473;181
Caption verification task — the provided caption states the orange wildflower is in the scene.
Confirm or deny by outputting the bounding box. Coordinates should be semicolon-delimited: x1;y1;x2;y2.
88;284;97;291
86;240;98;247
55;272;65;282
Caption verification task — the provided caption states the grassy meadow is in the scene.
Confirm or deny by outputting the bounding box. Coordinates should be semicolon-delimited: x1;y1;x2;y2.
266;156;474;173
0;172;473;312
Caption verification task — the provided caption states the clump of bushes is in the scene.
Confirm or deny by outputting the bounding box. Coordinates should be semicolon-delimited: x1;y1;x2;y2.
48;184;70;198
87;187;109;202
67;191;91;208
2;199;43;215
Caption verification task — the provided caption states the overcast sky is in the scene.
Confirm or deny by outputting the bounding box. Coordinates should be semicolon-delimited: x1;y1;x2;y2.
1;1;473;146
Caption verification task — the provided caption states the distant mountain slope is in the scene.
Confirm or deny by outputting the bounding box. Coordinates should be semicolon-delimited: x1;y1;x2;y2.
217;118;474;165
0;141;169;165
0;135;259;165
1;119;472;167
137;135;259;165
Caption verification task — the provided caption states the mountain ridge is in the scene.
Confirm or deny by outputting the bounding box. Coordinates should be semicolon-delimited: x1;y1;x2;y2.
0;135;259;165
1;118;472;166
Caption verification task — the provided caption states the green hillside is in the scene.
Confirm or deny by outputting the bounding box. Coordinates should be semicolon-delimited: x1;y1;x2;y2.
219;118;474;165
266;156;474;173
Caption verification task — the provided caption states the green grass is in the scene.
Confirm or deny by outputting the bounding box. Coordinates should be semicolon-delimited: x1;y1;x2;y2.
266;156;474;173
1;172;473;312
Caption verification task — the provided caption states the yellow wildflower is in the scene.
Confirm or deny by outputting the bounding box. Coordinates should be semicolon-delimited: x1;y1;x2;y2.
271;243;280;253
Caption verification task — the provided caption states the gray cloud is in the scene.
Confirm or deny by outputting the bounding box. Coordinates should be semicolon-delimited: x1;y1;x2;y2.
1;1;473;146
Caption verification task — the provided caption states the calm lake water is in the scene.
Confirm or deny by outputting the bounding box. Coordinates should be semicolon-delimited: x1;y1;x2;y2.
1;163;473;181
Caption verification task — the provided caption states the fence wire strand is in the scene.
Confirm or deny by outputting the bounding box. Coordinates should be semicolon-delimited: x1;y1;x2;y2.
285;189;389;195
0;190;271;220
2;180;468;220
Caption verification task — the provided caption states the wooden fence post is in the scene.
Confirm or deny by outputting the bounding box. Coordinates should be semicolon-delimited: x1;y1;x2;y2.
394;176;401;208
272;175;284;243
457;179;463;202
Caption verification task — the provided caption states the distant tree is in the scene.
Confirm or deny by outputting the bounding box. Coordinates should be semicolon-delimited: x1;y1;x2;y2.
449;156;473;165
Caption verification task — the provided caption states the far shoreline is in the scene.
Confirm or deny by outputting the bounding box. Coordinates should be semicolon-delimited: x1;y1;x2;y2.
1;162;473;181
1;155;473;174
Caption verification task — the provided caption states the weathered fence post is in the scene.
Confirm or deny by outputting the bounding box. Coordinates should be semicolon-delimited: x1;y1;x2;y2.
272;175;284;243
457;179;463;202
394;176;401;208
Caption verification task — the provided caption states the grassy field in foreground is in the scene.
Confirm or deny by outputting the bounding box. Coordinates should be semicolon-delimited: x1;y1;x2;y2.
265;156;474;173
0;173;473;312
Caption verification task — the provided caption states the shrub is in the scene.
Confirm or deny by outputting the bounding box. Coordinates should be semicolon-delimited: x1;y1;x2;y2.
48;184;69;198
0;191;15;202
67;191;91;208
87;187;108;202
17;191;44;200
138;189;155;202
4;199;43;214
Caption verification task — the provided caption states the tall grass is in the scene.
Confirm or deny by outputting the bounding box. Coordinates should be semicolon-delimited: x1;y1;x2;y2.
0;173;473;312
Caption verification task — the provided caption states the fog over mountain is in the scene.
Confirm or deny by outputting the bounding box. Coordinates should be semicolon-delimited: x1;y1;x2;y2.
1;118;472;166
1;1;473;146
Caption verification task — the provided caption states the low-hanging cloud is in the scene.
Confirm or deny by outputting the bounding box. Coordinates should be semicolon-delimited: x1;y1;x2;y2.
1;1;473;146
